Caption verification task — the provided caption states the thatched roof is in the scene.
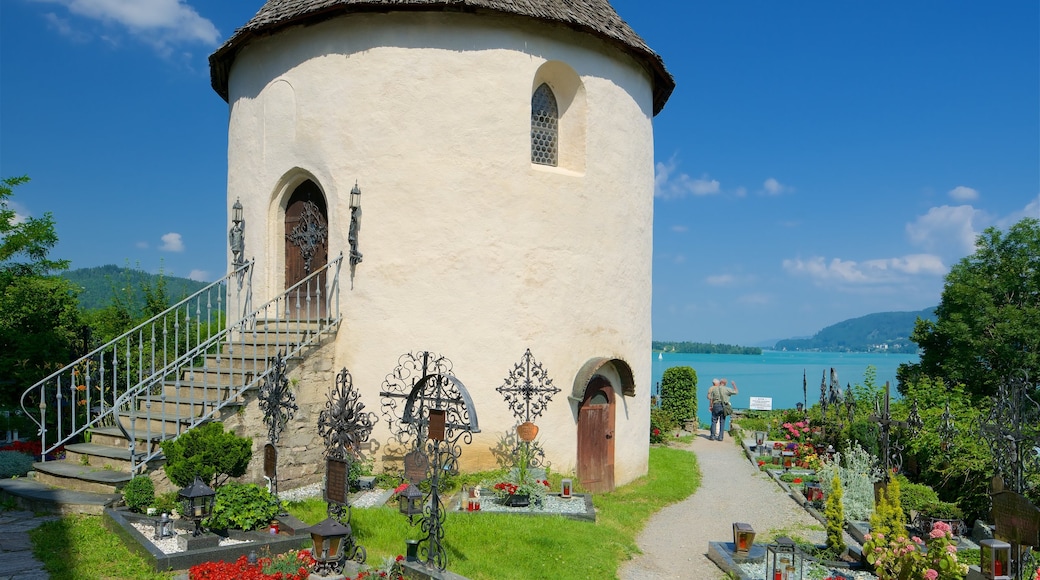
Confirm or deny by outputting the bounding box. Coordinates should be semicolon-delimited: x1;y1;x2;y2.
209;0;674;115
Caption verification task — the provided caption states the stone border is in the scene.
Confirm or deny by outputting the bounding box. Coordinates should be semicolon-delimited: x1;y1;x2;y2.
103;507;310;573
449;492;596;522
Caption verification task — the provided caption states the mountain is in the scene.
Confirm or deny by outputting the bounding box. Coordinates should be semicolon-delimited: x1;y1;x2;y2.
62;265;210;311
772;307;937;353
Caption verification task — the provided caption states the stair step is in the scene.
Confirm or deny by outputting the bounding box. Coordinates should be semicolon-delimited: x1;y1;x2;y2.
66;442;137;462
0;477;121;515
33;461;132;494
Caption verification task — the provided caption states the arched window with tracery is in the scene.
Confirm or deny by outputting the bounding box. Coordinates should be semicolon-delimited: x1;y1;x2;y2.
531;83;559;166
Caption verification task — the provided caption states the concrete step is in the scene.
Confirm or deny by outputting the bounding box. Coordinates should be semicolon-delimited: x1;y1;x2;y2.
87;426;171;451
0;476;121;515
178;366;255;386
221;341;301;358
32;460;133;494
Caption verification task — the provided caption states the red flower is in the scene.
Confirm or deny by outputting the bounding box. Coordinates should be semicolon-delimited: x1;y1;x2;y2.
652;428;661;436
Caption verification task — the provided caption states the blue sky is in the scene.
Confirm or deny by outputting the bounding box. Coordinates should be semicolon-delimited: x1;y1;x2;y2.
2;1;1037;346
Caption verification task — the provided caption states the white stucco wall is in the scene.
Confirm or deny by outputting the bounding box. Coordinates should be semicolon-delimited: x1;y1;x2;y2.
223;11;656;487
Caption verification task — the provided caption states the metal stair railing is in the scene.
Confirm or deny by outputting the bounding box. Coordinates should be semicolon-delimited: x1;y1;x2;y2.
20;254;343;474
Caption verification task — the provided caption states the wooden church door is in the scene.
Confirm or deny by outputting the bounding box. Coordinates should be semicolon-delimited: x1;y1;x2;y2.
284;181;328;319
577;376;615;493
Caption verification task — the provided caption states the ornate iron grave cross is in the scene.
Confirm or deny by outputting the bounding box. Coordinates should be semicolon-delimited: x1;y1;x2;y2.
381;351;479;572
257;351;298;499
496;349;559;468
869;381;920;480
315;367;373;569
286;200;328;274
380;351;454;451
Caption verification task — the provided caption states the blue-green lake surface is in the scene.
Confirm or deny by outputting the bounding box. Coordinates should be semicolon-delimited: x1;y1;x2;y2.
651;350;918;427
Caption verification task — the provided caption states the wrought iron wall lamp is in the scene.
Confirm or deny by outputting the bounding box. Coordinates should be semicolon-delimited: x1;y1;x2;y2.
229;198;246;287
348;182;362;284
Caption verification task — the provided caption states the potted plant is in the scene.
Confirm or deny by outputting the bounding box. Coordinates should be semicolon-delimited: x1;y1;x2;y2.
915;500;965;537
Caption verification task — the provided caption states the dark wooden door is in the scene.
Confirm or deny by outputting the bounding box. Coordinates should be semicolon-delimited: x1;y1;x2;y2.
577;376;615;493
284;181;328;319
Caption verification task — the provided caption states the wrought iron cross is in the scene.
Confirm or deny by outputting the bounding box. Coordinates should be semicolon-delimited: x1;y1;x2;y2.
286;201;328;273
869;381;912;479
496;349;560;423
979;373;1040;495
258;352;298;447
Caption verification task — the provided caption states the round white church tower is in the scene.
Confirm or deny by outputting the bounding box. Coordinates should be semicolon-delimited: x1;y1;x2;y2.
210;0;672;492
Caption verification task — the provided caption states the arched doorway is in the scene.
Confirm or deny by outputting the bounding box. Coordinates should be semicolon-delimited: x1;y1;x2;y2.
577;375;615;493
284;180;328;318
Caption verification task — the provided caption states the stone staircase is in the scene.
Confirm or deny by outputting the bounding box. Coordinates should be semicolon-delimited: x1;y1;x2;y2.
1;320;330;514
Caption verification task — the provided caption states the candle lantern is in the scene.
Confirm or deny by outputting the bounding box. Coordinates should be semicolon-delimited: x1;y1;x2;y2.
152;512;174;540
754;431;767;451
561;478;573;498
177;476;216;537
398;483;423;518
302;517;351;576
980;539;1011;579
782;451;795;471
765;537;803;580
731;522;755;556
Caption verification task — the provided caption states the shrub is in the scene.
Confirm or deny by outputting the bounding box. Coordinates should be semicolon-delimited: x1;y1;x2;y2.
895;475;939;514
122;475;155;513
816;442;882;521
870;477;906;539
659;366;698;424
650;408;676;444
0;450;33;478
161;422;252;488
206;482;281;531
920;499;963;520
154;491;180;515
825;474;846;554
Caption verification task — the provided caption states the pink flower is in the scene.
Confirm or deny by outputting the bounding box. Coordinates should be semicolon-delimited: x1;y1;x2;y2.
946;544;957;553
924;569;938;580
932;521;951;533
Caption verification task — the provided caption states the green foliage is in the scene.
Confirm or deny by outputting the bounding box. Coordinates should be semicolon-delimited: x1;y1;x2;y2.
901;376;993;522
904;218;1040;399
153;491;179;515
870;477;906;539
775;308;933;353
894;475;939;515
659;366;698;423
817;442;882;521
825;474;846;554
653;341;761;355
62;264;209;313
0;176;68;276
160;422;252;488
919;500;963;519
650;407;676;443
122;475;155;513
864;520;968;580
845;419;881;459
29;515;171;579
205;482;281;531
0;450;33;478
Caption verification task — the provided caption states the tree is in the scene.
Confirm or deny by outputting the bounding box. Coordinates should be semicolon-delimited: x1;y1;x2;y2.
0;176;80;405
161;422;252;488
659;366;698;424
901;218;1040;399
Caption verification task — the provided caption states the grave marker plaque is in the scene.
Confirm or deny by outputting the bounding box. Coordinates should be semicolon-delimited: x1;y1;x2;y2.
404;450;429;484
264;444;277;479
992;490;1040;547
428;409;446;441
325;457;348;505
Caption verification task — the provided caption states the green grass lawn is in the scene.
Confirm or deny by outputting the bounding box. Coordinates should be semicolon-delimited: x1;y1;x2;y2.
26;445;699;579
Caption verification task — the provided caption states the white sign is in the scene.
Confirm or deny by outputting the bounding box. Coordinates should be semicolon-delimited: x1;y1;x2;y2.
749;397;772;411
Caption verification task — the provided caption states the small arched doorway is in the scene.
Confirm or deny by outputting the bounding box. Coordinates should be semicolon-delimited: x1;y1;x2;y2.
284;180;328;318
577;375;615;493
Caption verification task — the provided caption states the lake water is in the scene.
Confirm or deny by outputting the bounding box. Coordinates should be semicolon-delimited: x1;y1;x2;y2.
651;350;919;427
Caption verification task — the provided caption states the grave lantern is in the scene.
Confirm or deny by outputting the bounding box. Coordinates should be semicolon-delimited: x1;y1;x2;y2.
754;431;767;451
765;537;803;580
731;522;755;556
178;476;216;537
782;450;795;471
399;483;423;518
152;512;174;540
980;539;1011;579
561;478;573;498
303;517;351;576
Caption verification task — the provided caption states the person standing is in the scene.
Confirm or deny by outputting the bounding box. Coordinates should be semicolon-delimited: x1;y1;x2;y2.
707;378;738;441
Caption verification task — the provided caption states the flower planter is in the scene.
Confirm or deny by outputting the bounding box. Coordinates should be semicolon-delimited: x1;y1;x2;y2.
504;494;530;508
914;514;966;537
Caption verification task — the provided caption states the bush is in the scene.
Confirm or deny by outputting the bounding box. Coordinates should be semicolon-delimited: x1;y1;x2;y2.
825;474;846;554
895;475;939;514
650;408;676;443
921;499;963;519
205;482;281;531
0;450;33;478
154;491;179;515
161;422;252;488
122;475;155;513
660;366;698;423
816;442;882;521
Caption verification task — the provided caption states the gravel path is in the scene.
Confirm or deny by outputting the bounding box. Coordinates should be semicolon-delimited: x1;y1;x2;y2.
619;430;832;580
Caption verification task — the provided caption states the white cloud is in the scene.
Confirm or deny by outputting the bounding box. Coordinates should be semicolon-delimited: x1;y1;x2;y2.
187;269;208;281
43;12;90;41
948;186;979;201
997;195;1040;229
32;0;220;54
706;274;735;286
655;158;721;199
782;253;947;286
7;201;29;224
762;178;793;196
159;232;184;252
905;205;981;255
671;225;689;233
